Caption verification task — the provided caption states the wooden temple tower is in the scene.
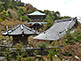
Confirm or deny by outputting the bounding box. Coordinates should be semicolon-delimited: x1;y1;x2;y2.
2;24;38;46
28;11;46;31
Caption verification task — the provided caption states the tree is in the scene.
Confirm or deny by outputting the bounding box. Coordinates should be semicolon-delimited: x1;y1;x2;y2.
48;41;59;61
54;11;60;20
33;56;45;61
22;16;30;22
0;6;5;12
38;42;46;51
9;0;14;9
44;15;54;30
17;13;22;21
60;16;71;19
48;49;54;61
17;8;26;16
27;57;31;61
55;11;60;18
38;42;46;55
3;0;10;10
44;10;60;20
73;27;81;43
0;10;9;20
13;43;25;61
64;31;75;45
0;17;3;21
4;47;12;61
48;48;59;61
44;10;50;15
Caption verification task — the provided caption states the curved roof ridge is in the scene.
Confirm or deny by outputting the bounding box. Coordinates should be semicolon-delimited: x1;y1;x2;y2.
2;24;39;36
22;24;39;34
28;10;46;16
55;18;72;23
6;24;21;34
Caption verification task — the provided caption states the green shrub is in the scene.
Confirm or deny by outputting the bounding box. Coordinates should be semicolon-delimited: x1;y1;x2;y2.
0;10;9;20
13;43;25;60
17;8;26;16
0;17;3;21
0;6;5;12
62;52;73;56
27;57;31;61
22;16;30;22
4;48;12;61
38;42;46;50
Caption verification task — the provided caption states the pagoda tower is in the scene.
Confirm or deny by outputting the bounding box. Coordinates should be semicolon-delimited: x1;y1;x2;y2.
28;11;46;30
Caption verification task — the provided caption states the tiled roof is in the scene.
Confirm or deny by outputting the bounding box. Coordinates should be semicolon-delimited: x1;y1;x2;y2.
28;22;47;25
33;18;76;40
28;11;46;16
2;24;39;36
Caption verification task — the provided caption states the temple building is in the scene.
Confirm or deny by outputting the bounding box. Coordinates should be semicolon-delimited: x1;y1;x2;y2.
33;18;78;41
2;24;38;46
28;11;47;30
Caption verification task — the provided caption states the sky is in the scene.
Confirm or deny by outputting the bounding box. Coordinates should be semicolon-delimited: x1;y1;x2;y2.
21;0;81;17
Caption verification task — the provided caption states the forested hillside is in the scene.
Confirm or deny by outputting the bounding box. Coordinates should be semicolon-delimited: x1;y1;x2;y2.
0;0;70;39
0;0;81;61
0;0;70;25
52;26;81;60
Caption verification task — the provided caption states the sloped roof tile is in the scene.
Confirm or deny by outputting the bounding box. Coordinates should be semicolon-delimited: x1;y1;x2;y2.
2;24;39;36
33;18;76;40
28;11;46;16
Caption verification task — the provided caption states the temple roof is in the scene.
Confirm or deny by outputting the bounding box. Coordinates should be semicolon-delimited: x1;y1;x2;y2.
33;18;76;40
28;22;47;25
2;24;39;36
28;11;46;16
